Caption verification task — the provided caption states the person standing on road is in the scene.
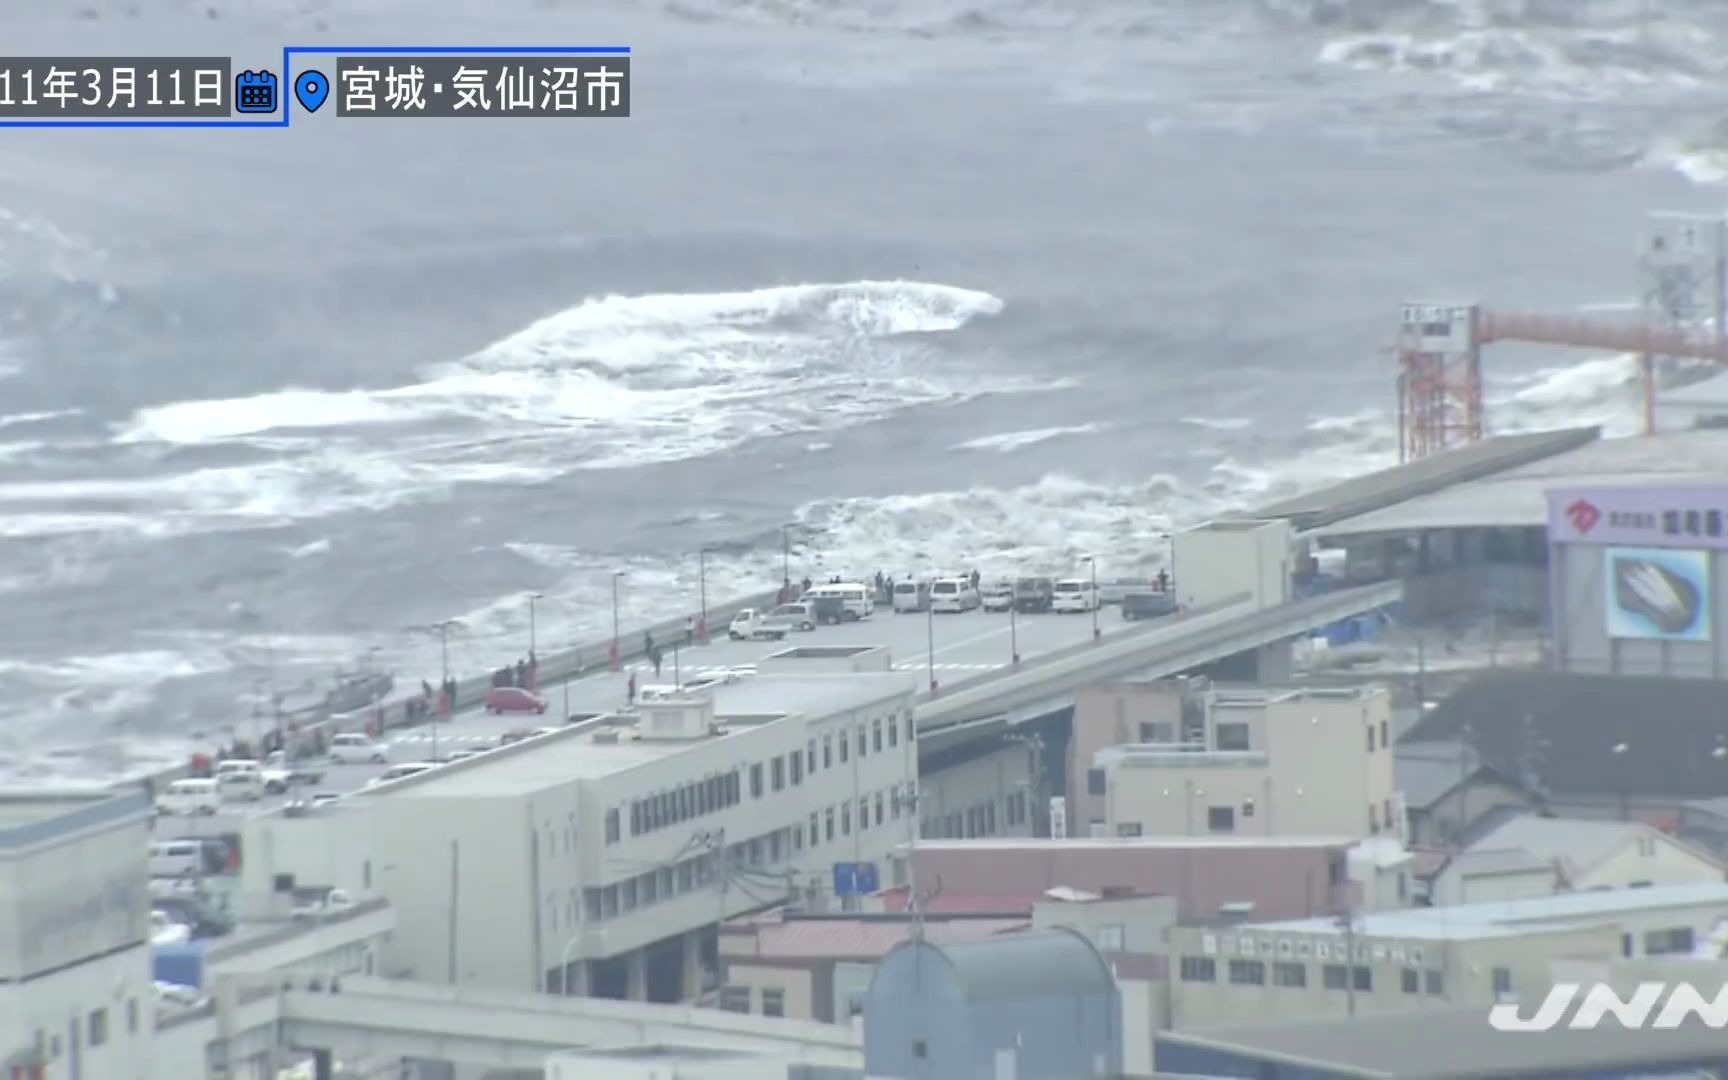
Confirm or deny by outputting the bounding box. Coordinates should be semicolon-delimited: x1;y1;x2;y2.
685;616;695;645
627;671;638;706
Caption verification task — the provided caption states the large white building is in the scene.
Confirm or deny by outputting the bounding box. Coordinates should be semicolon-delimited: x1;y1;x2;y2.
1092;685;1400;842
1167;882;1728;1029
1;788;156;1080
345;668;917;1003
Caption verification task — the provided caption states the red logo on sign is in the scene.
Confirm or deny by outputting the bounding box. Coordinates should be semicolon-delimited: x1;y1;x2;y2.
1565;498;1601;534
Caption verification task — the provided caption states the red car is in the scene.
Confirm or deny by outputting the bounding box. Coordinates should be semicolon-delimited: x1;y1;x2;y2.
485;686;547;715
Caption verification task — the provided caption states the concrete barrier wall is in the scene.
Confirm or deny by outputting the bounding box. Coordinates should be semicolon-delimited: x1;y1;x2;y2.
128;584;789;793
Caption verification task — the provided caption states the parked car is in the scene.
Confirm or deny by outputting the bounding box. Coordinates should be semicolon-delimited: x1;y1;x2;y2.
766;602;817;632
292;886;355;919
485;686;547;714
980;581;1015;612
149;840;205;879
929;577;980;614
151;911;191;945
366;762;438;787
892;580;928;613
152;895;233;939
728;608;788;641
157;778;220;817
1051;577;1101;613
261;750;324;793
214;767;264;803
1122;591;1178;621
328;732;388;765
1013;577;1055;613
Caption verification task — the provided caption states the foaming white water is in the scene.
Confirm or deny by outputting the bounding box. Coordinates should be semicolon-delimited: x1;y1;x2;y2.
1181;415;1252;431
0;407;82;431
86;281;1020;537
1643;138;1728;188
952;422;1107;453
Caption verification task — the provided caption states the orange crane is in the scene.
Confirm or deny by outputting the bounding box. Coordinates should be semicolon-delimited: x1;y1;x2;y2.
1396;303;1728;462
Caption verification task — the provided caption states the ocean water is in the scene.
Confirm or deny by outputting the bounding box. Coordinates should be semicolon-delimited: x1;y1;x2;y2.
1;0;1726;780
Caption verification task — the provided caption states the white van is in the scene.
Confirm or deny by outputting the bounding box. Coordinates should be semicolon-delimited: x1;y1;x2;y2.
802;583;873;620
149;840;204;879
328;732;388;765
216;768;264;803
892;580;927;613
157;778;220;817
1052;577;1101;613
929;577;979;614
366;762;439;787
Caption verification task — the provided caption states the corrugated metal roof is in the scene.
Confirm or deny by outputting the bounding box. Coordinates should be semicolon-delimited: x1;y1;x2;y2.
1246;426;1598;531
934;926;1115;1002
741;916;1024;960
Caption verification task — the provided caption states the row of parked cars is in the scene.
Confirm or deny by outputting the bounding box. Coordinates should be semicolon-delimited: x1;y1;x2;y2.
895;576;1115;615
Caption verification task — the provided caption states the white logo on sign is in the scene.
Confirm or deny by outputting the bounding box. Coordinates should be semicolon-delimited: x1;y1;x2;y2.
1488;983;1728;1032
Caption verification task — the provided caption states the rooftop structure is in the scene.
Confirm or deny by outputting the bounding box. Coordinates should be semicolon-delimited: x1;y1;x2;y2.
1248;426;1598;532
1249;881;1728;942
1156;1004;1728;1080
1314;427;1728;539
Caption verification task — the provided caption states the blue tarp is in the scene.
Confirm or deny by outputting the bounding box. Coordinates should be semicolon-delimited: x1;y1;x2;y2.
152;941;208;988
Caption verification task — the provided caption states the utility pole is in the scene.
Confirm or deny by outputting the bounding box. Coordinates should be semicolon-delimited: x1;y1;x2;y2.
1338;911;1358;1018
897;784;925;939
431;618;461;763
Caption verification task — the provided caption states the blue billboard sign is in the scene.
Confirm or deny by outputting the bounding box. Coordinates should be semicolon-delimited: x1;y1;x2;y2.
1604;547;1711;643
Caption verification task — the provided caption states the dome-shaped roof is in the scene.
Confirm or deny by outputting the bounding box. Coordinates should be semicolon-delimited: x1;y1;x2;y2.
878;926;1114;1003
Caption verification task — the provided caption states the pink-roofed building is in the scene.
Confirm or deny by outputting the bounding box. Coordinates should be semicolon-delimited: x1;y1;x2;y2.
717;912;1026;1022
894;836;1360;922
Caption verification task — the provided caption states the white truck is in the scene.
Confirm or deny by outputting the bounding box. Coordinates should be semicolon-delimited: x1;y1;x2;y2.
727;608;789;641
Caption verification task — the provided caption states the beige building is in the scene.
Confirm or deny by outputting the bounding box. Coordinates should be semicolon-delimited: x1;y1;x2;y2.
1429;815;1728;906
1095;685;1399;841
1167;882;1728;1029
1069;679;1203;834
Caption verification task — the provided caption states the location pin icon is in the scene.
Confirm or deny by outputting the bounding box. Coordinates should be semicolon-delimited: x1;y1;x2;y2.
294;70;329;114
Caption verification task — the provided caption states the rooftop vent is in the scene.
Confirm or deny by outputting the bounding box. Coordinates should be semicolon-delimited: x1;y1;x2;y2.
636;688;716;741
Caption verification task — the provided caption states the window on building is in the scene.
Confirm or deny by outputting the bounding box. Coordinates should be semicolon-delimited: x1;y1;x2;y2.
1645;927;1696;955
842;802;852;835
88;1009;107;1048
772;756;785;791
761;988;786;1017
1425;971;1444;996
1380;719;1389;748
1353;966;1372;991
1227;960;1265;986
1367;725;1376;752
808;739;817;772
1322;964;1348;990
1215;722;1250;751
1087;768;1107;796
858;726;868;758
859;798;870;831
906;711;916;744
1179;957;1216;982
840;734;849;763
912;1040;928;1060
824;735;833;768
1383;798;1393;832
719;987;751;1013
1117;822;1142;837
825;808;835;841
875;792;885;826
605;809;620;845
584;889;602;921
1492;967;1512;996
127;998;138;1034
873;716;884;752
985;802;996;834
888;716;898;747
750;762;764;798
1208;806;1235;833
1401;968;1419;994
1272;962;1306;988
1368;804;1379;834
1242;797;1256;819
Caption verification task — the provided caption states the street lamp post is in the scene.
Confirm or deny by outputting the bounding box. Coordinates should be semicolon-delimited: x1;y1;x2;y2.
926;601;938;696
1010;601;1020;666
610;571;625;672
1085;555;1100;642
527;592;543;659
1162;532;1178;604
1612;741;1630;820
698;547;712;644
433;618;460;764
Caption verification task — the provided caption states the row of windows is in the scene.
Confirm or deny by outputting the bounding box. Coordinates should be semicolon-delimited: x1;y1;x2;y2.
812;785;906;846
600;710;914;846
1179;957;1445;997
30;1000;139;1064
719;984;786;1016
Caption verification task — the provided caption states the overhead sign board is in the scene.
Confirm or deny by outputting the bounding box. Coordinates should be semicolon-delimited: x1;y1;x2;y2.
1548;486;1728;550
1400;302;1476;351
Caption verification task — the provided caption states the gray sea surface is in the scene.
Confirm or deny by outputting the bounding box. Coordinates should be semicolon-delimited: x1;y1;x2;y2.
0;0;1724;775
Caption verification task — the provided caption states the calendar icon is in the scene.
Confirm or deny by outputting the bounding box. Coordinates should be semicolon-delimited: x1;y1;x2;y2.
235;70;278;114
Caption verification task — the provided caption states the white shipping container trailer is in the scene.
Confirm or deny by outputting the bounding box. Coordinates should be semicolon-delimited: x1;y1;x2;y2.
1172;519;1293;612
